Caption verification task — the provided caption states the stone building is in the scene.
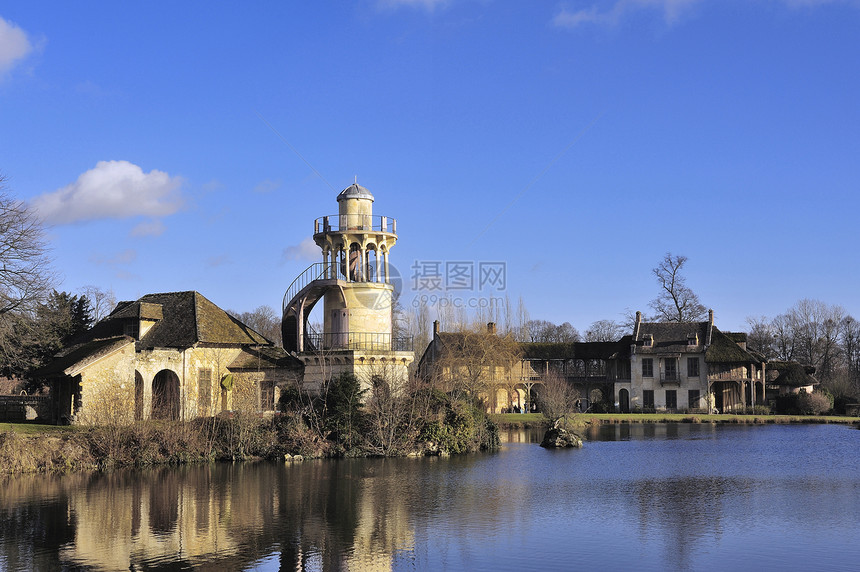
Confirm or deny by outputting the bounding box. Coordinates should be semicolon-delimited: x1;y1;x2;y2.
417;321;523;412
39;291;301;424
281;183;414;392
419;310;817;414
626;310;765;412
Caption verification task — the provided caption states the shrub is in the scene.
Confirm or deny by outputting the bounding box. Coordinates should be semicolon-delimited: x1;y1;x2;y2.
797;390;832;415
418;396;498;454
775;390;833;415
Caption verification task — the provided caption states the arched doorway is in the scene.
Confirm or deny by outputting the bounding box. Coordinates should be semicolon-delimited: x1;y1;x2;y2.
494;387;509;413
152;369;180;420
619;388;630;413
134;371;144;421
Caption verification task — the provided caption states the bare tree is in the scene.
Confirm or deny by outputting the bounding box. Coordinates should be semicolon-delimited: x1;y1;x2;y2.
841;316;860;383
537;371;579;429
779;299;846;379
745;315;776;359
585;319;626;342
230;305;281;346
80;285;117;321
524;319;580;343
362;366;433;456
649;253;707;323
430;324;522;403
0;177;54;316
771;312;797;362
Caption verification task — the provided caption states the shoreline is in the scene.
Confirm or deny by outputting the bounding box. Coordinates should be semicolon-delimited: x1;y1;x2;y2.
490;412;860;428
4;413;858;476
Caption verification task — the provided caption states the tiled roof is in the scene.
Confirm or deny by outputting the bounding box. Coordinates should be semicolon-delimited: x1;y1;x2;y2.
136;291;271;349
109;301;163;321
521;338;631;360
63;291;272;351
769;361;818;387
37;336;134;377
228;346;303;370
705;328;761;364
635;321;710;354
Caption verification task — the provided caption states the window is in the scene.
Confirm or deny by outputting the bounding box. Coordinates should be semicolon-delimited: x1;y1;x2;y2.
642;358;654;378
643;390;655;409
666;389;677;410
687;357;700;377
688;389;700;409
643;334;654;347
261;380;275;411
124;320;139;339
198;368;212;416
687;334;698;346
665;358;677;380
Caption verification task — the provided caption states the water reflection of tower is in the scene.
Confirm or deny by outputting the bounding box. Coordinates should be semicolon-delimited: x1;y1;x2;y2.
282;182;414;390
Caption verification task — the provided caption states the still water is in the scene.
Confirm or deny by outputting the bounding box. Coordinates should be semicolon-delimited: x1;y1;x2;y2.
2;423;859;571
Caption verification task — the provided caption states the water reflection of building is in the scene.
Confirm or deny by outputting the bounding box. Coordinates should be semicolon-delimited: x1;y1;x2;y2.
59;466;256;570
1;460;419;571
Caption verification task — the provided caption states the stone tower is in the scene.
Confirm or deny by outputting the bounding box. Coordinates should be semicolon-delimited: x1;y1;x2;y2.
282;183;413;390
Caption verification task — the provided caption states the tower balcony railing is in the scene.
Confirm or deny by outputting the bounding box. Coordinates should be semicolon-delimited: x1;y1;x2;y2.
304;332;413;352
314;215;396;235
283;262;347;315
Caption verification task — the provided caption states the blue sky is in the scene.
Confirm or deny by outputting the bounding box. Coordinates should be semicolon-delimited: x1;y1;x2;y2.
0;0;858;335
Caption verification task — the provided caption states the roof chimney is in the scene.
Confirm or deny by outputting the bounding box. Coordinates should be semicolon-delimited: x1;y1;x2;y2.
633;311;642;341
707;309;714;345
487;322;497;335
433;320;440;338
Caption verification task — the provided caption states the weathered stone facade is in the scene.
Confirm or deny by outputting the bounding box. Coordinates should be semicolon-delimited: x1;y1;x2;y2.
420;312;818;414
39;291;302;425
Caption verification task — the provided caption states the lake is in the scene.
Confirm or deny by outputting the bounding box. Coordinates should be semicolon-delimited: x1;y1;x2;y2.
1;423;859;571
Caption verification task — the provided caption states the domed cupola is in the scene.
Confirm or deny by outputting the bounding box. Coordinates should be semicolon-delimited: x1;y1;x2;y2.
337;183;374;203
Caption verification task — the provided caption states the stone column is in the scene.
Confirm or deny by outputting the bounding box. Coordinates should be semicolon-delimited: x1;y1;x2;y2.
384;249;390;284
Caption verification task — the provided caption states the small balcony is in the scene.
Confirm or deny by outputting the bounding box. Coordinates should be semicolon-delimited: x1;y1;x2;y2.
304;332;413;352
314;215;396;235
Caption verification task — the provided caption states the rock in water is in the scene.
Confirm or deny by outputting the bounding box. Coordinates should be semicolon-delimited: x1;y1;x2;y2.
540;426;583;448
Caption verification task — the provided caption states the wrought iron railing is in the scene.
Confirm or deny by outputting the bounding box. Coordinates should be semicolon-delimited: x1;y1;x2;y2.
314;214;396;234
304;332;413;352
282;262;346;315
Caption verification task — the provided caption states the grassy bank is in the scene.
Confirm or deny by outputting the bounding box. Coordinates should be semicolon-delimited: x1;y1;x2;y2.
491;413;860;426
0;401;501;475
490;413;547;427
0;422;74;435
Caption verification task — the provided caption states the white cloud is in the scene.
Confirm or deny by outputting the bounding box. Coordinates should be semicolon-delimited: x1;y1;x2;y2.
206;254;231;268
553;5;606;27
782;0;860;5
553;0;702;28
378;0;449;11
552;0;859;29
130;219;166;237
31;160;183;225
90;249;138;266
282;237;320;262
0;16;33;75
201;179;223;193
253;178;282;194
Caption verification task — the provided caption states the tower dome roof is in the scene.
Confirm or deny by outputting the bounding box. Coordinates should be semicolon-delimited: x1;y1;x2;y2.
337;183;374;202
